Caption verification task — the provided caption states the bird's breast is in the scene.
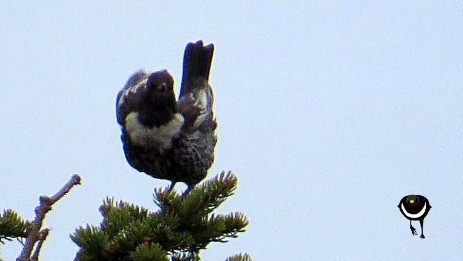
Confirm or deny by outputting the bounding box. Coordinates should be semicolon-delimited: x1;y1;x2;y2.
124;111;185;152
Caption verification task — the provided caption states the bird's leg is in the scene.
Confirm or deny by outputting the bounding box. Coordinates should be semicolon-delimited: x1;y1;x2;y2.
182;185;195;197
419;219;425;239
410;220;417;236
167;181;176;192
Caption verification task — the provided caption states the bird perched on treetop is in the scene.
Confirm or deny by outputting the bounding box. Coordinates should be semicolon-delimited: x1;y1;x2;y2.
116;40;217;194
398;195;432;239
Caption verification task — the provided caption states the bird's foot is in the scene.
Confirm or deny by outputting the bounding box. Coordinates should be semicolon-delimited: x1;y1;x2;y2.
410;225;417;236
167;182;176;192
181;185;195;197
420;234;425;239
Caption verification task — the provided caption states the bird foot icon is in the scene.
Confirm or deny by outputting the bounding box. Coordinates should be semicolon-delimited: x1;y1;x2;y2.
410;225;417;236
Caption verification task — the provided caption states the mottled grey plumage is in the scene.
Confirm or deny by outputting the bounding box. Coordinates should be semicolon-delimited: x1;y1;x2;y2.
116;41;217;192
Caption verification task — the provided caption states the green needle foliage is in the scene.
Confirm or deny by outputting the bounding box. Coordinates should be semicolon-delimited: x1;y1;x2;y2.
225;253;252;261
0;209;31;244
72;171;250;261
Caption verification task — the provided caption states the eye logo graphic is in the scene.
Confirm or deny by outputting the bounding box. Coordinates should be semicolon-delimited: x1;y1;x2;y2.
398;195;431;239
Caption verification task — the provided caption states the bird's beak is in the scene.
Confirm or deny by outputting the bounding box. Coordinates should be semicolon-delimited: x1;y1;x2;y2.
160;82;167;91
409;200;414;204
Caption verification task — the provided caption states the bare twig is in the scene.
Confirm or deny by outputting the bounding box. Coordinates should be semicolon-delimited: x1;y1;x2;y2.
31;229;49;261
16;174;81;261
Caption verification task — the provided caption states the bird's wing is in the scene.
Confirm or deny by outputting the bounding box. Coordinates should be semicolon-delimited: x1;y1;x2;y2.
178;79;216;134
116;70;150;125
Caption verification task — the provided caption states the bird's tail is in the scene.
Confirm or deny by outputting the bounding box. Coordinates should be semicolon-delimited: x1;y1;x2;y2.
179;40;214;98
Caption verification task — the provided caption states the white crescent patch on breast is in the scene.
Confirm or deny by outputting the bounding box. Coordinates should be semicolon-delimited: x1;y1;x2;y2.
124;112;185;152
401;202;427;219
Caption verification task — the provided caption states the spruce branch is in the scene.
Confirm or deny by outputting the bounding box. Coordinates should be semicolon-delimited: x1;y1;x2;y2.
72;172;250;260
154;171;237;218
0;209;31;244
170;251;199;261
226;253;252;261
16;174;81;261
130;243;169;261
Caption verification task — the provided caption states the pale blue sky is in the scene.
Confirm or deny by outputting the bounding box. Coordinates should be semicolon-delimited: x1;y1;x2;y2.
1;1;463;260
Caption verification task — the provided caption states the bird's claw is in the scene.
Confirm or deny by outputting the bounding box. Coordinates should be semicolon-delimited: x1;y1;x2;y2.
420;234;425;239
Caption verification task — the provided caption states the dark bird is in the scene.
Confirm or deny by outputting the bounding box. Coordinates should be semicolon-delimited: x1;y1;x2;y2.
116;40;217;194
398;195;432;239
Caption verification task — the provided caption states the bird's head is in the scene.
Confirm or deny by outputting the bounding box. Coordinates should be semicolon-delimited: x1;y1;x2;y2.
147;70;174;94
144;70;176;110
